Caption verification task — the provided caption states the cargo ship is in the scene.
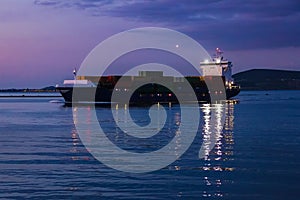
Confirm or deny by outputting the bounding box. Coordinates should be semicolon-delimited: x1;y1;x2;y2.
56;48;240;106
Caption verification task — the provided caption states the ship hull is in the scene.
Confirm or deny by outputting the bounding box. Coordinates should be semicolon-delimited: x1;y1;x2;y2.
57;82;240;106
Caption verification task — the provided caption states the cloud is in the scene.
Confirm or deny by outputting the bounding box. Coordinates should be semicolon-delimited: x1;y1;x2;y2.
34;0;300;50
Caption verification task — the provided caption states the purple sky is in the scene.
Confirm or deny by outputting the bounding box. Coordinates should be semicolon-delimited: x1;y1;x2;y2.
0;0;300;88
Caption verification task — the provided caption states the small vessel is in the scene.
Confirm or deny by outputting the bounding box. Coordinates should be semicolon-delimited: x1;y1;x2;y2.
56;48;240;106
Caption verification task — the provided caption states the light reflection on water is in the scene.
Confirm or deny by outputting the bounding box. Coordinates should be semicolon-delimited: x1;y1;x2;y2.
201;103;235;166
200;103;235;198
1;91;300;199
72;102;236;198
0;97;238;199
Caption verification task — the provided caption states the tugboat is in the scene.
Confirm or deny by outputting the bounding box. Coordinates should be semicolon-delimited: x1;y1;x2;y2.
56;48;240;106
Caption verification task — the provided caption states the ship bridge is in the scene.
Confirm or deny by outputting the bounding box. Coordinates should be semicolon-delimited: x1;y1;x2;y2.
199;48;233;83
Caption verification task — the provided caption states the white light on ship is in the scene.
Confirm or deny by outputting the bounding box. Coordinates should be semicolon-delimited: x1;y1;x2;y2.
204;59;209;63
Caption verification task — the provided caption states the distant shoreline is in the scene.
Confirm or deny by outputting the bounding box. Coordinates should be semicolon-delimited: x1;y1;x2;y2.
239;88;300;91
0;88;56;93
0;90;61;98
0;95;61;98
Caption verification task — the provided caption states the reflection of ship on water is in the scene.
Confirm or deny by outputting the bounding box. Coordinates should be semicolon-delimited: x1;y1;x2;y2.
200;102;236;198
72;102;236;196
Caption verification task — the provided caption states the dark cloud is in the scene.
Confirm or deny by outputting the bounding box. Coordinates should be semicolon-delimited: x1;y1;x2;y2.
34;0;300;50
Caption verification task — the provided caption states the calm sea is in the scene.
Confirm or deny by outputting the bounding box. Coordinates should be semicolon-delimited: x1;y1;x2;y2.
0;91;299;199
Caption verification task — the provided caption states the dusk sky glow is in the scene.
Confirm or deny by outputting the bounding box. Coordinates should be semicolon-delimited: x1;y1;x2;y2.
0;0;299;88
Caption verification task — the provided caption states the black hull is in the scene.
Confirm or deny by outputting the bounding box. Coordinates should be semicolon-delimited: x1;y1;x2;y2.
57;84;240;106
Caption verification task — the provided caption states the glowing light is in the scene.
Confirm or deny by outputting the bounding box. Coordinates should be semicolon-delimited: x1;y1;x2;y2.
175;44;179;48
215;58;221;63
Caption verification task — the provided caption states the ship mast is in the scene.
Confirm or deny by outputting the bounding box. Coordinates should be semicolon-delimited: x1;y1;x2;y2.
214;47;223;63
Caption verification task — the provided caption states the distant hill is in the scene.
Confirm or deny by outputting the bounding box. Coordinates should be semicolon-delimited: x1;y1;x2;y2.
41;86;56;91
233;69;300;90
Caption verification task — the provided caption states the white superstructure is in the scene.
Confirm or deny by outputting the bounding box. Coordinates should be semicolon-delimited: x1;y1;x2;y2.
200;48;234;85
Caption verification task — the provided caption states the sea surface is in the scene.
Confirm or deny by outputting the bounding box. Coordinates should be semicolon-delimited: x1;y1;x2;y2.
0;90;299;199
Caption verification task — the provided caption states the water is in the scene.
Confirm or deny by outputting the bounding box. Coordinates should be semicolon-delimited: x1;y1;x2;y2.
0;91;299;199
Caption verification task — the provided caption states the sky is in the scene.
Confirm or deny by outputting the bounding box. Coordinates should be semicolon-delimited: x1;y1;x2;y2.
0;0;300;88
